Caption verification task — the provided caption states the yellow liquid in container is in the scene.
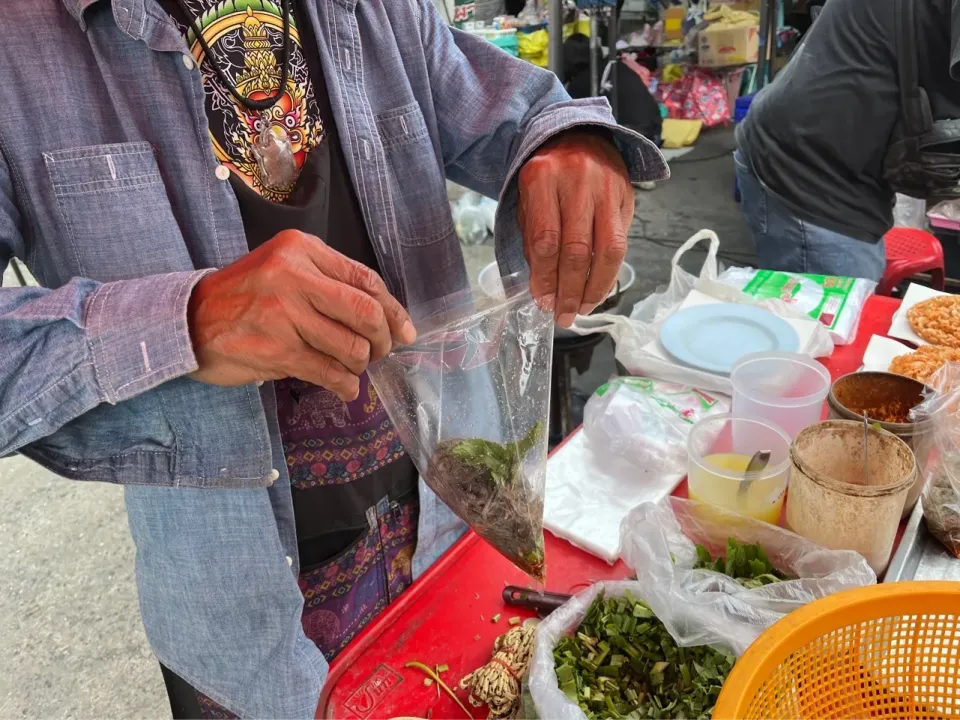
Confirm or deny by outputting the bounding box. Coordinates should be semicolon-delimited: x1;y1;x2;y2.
688;452;787;524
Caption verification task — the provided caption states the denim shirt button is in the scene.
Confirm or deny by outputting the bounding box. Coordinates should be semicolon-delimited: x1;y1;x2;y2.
285;555;293;567
265;468;280;485
215;164;231;181
182;54;195;71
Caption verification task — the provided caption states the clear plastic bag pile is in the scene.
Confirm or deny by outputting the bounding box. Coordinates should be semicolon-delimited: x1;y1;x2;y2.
912;362;960;558
368;276;552;580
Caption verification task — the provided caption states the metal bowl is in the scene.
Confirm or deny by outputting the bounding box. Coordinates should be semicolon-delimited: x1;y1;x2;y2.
476;261;636;340
827;371;931;432
828;371;933;519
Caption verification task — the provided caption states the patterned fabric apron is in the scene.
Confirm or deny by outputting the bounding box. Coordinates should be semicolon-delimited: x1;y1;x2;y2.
194;375;419;719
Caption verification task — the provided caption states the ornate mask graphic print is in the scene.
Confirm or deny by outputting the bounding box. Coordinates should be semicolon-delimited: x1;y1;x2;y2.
178;1;325;201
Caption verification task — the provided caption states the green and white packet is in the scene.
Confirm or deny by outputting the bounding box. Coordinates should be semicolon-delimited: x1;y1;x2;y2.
718;268;876;346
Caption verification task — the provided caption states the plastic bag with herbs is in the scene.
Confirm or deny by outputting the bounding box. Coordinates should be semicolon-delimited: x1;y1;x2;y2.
619;497;877;656
527;501;876;720
912;362;960;558
368;275;552;581
527;581;736;720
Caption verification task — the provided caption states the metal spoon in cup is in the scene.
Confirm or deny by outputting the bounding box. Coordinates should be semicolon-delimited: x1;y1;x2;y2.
738;449;771;505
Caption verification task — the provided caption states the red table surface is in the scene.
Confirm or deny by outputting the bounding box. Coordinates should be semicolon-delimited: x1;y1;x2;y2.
317;295;902;720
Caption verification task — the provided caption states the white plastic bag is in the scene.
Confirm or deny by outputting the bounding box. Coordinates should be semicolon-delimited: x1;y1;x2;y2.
717;267;876;345
893;193;927;229
544;378;729;563
569;230;834;394
619;497;877;654
450;191;496;245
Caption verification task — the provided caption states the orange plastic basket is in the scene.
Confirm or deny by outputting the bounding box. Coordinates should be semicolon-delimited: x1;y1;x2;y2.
714;582;960;719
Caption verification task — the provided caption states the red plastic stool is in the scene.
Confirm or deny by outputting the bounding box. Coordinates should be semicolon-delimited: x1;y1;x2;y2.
877;227;946;296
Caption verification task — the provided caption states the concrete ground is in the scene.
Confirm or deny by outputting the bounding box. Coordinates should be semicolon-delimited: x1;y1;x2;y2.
0;127;751;718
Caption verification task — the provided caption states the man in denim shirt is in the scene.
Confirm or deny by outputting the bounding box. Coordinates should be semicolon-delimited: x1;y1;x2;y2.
0;1;666;716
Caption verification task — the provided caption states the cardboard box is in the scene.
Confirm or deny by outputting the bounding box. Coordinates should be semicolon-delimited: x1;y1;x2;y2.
709;0;761;13
663;7;687;42
698;23;759;67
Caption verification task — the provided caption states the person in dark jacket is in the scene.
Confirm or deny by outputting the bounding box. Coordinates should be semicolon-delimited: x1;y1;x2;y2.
735;0;959;281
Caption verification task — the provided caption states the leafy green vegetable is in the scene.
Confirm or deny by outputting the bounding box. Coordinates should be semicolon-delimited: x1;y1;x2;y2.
554;592;735;719
691;538;794;589
449;421;544;488
430;422;546;580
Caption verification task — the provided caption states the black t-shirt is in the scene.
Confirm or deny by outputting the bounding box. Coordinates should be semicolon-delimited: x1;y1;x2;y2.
736;0;960;242
158;0;417;563
159;0;375;263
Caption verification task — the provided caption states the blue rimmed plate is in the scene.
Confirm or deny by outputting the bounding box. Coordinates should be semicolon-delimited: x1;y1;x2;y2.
659;303;800;374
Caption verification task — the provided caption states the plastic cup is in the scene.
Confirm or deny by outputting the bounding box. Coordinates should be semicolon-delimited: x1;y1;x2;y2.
687;414;792;523
730;352;831;439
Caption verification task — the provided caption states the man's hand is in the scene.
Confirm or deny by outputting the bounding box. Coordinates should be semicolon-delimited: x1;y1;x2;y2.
187;230;416;401
518;130;633;328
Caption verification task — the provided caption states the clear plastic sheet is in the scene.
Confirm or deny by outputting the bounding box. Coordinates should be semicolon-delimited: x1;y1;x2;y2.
368;275;552;580
913;362;960;558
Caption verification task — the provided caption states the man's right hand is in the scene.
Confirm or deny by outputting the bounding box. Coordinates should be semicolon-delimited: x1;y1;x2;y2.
187;230;416;401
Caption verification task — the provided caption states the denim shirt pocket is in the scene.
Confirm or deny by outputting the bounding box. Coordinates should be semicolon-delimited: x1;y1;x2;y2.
375;104;455;247
43;141;194;282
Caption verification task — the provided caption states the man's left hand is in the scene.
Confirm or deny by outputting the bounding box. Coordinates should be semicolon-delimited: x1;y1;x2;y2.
518;130;633;328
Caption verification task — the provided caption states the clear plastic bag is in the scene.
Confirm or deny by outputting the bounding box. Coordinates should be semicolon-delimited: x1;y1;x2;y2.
584;377;728;477
913;362;960;558
527;498;877;720
528;581;659;720
717;267;876;346
368;276;552;580
619;498;877;654
542;378;728;562
893;194;927;229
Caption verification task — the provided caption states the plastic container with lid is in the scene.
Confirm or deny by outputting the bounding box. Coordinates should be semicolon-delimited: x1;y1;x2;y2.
686;414;792;524
731;352;831;439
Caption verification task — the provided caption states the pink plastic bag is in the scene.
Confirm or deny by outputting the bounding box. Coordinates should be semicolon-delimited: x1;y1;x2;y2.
657;69;730;127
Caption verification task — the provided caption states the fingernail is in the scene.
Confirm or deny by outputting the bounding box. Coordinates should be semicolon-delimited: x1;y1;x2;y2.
557;313;576;328
538;293;556;313
579;303;594;315
400;321;417;345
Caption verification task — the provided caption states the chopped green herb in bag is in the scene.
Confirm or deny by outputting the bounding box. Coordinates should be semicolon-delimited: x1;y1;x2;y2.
692;538;794;589
428;421;545;580
553;591;735;719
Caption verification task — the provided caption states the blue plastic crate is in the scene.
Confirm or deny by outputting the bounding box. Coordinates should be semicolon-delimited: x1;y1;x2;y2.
734;93;756;124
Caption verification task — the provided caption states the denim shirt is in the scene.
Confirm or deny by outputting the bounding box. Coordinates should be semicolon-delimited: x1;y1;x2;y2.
0;1;667;716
